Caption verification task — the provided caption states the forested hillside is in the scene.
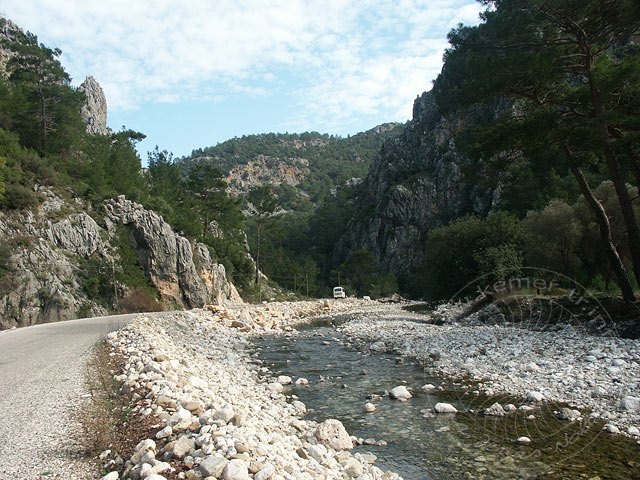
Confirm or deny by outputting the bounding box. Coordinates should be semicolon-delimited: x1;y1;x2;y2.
338;0;640;301
0;18;252;326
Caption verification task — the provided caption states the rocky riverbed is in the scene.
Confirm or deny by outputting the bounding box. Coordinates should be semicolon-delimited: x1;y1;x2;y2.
339;303;640;438
100;297;640;479
102;299;402;480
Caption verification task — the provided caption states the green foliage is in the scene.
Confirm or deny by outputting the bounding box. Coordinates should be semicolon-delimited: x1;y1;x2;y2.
419;211;525;299
183;126;403;206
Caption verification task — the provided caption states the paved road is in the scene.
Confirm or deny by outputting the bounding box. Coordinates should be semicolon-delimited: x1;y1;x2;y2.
0;314;141;480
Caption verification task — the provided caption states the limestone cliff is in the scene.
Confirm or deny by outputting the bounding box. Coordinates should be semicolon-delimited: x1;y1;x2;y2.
78;76;109;135
337;91;503;276
0;193;241;330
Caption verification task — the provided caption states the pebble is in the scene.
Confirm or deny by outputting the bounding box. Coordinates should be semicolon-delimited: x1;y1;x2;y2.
434;402;458;414
515;436;531;445
389;386;412;401
364;402;376;413
100;473;119;480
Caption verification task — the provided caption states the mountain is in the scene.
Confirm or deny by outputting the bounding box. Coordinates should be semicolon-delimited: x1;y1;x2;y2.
336;91;503;279
181;124;403;210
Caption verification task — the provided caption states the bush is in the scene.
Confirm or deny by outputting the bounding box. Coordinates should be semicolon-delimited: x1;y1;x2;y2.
3;183;38;209
119;287;162;314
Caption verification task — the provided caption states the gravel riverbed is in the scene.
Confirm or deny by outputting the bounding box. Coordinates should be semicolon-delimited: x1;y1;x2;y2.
339;305;640;437
103;299;402;480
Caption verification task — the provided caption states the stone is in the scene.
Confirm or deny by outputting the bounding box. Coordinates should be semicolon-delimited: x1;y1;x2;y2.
604;424;620;434
172;435;196;459
620;396;640;412
504;404;517;412
200;455;229;478
295;377;309;385
254;464;276;480
364;402;376;413
277;375;292;385
223;459;249;480
483;402;506;417
434;403;458;414
144;476;167;480
267;382;284;394
525;391;545;402
167;407;192;428
515;436;531;445
557;408;581;421
156;426;172;439
315;419;353;450
213;403;235;423
628;426;640;436
370;341;386;352
389;386;412;401
421;384;436;391
100;473;119;480
343;458;364;477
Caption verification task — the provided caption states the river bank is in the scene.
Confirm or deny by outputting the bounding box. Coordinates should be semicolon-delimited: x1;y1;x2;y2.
102;299;403;480
99;297;640;479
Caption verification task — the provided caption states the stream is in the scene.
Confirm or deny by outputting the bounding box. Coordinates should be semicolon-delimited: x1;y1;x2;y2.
253;317;553;479
252;315;640;479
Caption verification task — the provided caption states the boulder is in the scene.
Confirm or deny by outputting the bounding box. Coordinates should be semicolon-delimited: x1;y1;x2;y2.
315;419;353;450
200;455;228;478
434;403;458;414
389;386;412;401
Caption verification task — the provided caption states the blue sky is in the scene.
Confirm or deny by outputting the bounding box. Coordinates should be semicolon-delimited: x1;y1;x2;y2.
1;1;484;161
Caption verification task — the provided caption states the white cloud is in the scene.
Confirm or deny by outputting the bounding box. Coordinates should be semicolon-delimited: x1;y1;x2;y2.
2;0;484;129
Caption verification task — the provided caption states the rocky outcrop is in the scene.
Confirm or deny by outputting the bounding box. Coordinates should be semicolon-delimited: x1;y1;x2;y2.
0;18;23;77
0;192;241;330
225;155;310;195
337;91;504;275
104;196;241;309
78;76;108;135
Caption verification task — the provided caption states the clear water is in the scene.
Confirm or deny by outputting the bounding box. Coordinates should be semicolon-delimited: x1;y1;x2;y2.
252;318;549;480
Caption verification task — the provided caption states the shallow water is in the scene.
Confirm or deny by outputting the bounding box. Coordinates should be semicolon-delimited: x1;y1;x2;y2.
252;318;554;479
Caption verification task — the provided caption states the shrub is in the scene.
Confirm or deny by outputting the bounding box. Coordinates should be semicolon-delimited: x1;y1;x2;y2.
119;287;162;314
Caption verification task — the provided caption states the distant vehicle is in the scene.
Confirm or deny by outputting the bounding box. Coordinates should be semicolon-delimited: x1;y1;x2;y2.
333;286;346;299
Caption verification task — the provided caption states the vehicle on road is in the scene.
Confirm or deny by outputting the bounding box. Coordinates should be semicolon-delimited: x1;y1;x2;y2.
333;286;346;299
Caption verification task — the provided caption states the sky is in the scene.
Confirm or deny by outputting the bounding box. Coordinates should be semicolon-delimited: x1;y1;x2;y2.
1;1;484;161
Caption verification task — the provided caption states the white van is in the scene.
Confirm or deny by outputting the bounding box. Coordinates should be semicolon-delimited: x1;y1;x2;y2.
333;286;346;299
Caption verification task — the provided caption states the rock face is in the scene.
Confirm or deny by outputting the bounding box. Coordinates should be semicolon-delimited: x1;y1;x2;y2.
78;76;108;135
104;196;241;308
0;18;23;77
337;91;504;276
0;191;240;329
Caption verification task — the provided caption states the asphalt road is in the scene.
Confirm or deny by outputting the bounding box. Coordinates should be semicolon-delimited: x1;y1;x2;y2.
0;313;141;480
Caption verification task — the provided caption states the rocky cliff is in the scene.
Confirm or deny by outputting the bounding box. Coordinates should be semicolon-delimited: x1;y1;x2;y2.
78;75;109;135
337;91;503;276
0;193;240;330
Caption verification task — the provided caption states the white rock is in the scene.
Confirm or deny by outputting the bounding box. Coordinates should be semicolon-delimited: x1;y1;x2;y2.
370;341;386;352
254;464;276;480
434;403;458;414
516;436;531;445
628;426;640;436
223;458;249;480
172;435;195;459
620;396;640;412
344;458;364;477
504;404;517;412
100;473;119;480
591;386;607;397
604;424;620;434
200;455;228;478
295;377;309;385
483;402;506;416
315;419;353;450
364;402;376;413
421;384;436;391
277;375;292;385
267;382;284;394
144;475;167;480
525;391;545;402
389;386;412;401
213;403;235;423
155;426;172;439
167;407;192;427
188;375;208;389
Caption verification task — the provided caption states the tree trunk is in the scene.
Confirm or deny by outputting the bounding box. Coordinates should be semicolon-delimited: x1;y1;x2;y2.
569;163;635;301
255;222;261;285
582;45;640;285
